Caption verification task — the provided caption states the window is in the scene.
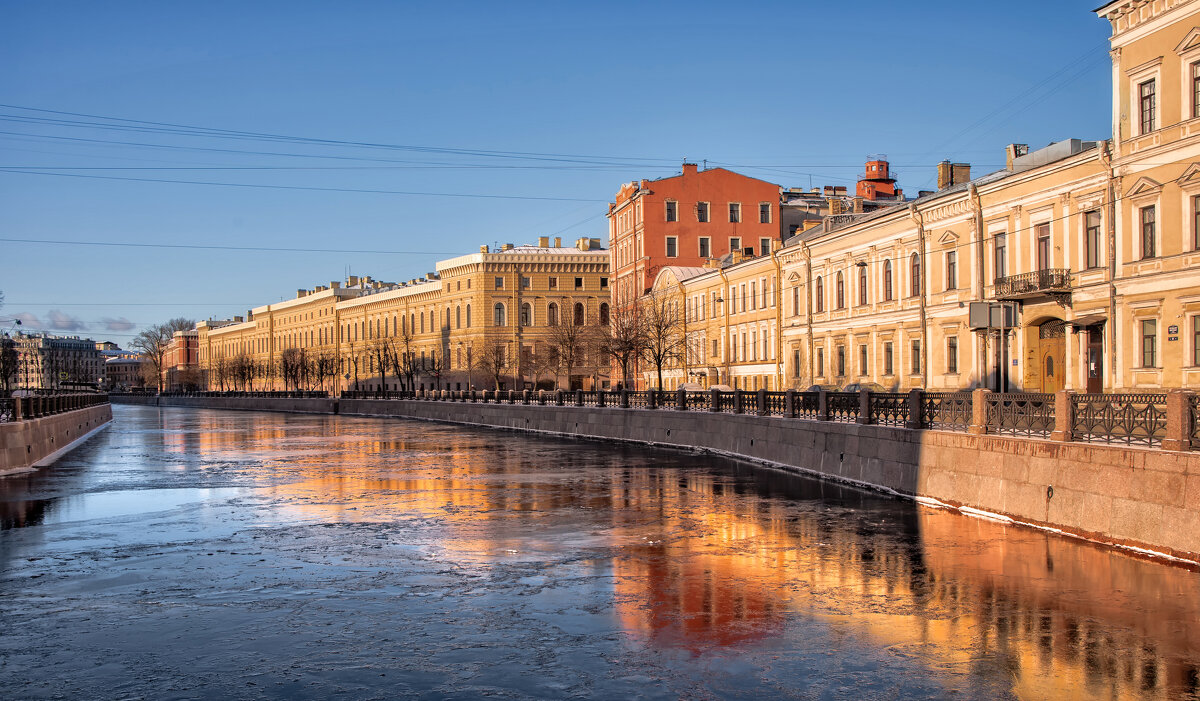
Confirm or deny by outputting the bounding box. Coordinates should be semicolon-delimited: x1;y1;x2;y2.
521;276;531;289
910;253;921;297
1141;319;1157;367
456;306;461;329
574;303;584;326
549;276;558;289
1194;196;1200;251
729;237;741;253
857;266;867;305
1036;224;1051;271
548;303;559;326
494;276;504;289
600;303;610;325
836;345;846;377
493;303;506;326
465;304;471;327
1139;79;1156;135
884;342;894;375
729;203;741;223
697;202;709;222
792;285;801;316
759;203;771;224
760;238;771;256
835;272;845;309
520;303;532;326
741;283;747;312
883;260;893;301
698;237;711;258
946;251;957;289
665;201;677;222
815;276;824;312
858;344;867;376
575;277;584;289
994;232;1007;280
1193;315;1200;366
911;339;921;375
1085;210;1102;269
712;339;719;358
1192;61;1200;119
666;236;678;258
749;281;757;310
947;337;958;374
1141;206;1156;259
793;349;801;377
816;348;824;376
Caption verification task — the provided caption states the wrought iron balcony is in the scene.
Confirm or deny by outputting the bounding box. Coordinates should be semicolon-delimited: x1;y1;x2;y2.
993;269;1071;300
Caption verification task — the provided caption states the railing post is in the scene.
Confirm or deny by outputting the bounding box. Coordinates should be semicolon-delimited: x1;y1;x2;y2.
676;387;686;411
968;388;989;435
575;389;583;407
784;389;795;418
817;390;829;421
647;389;657;409
14;397;23;421
905;389;923;430
597;390;606;408
1161;389;1191;451
733;390;744;415
620;389;630;409
857;389;871;425
756;388;767;416
1050;390;1074;442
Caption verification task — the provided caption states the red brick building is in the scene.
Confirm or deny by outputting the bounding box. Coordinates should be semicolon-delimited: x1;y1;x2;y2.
608;164;782;306
163;329;200;391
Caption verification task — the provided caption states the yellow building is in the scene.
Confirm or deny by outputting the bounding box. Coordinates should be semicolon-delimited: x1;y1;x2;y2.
197;237;611;393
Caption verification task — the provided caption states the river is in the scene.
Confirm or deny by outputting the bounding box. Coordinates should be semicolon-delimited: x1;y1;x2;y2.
0;405;1197;700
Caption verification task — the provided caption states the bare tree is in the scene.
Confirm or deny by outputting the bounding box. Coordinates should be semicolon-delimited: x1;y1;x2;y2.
423;348;445;391
279;348;303;391
476;340;509;391
130;318;194;393
368;337;395;395
594;304;646;389
0;335;16;395
640;292;686;390
545;318;587;390
313;351;338;394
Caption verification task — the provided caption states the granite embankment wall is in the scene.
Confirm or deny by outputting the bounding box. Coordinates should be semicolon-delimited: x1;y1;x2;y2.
110;395;1200;563
1;404;112;473
113;394;336;413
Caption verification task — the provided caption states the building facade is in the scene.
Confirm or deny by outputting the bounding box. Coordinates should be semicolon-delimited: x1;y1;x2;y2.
12;333;104;391
197;238;611;393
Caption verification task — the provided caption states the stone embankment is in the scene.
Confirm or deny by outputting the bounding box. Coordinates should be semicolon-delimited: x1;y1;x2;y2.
1;402;112;474
111;393;1200;564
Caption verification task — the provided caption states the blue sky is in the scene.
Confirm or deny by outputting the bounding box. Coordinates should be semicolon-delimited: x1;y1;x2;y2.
0;1;1113;344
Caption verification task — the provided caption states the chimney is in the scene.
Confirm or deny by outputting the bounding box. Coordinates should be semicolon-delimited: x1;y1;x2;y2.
425;272;436;280
953;163;971;186
480;244;489;253
330;281;341;289
502;243;514;251
348;275;359;286
682;163;698;176
553;236;562;248
246;310;253;321
1005;143;1029;170
233;316;243;323
297;289;307;298
537;236;549;248
937;161;971;189
576;237;591;251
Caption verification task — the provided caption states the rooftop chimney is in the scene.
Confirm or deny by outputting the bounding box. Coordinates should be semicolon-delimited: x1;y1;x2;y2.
936;161;971;190
682;163;698;176
480;245;489;253
330;281;341;289
537;236;549;248
553;236;562;248
348;275;359;286
1006;143;1030;170
297;289;308;298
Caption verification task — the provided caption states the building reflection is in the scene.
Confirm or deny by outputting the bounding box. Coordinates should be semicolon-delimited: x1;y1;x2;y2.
170;410;1200;700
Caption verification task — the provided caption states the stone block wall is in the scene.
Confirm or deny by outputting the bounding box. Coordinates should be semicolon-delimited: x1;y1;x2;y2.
0;404;112;472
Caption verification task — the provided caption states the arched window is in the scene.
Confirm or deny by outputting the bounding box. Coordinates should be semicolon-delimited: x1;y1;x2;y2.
574;302;585;326
420;314;425;334
815;276;824;312
835;272;845;309
858;266;868;305
493;303;506;326
456;306;461;329
600;303;610;325
520;303;532;326
910;252;921;297
883;260;893;301
548;302;559;326
465;304;471;328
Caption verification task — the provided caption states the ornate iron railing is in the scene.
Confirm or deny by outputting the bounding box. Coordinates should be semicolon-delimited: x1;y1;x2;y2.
763;391;787;416
986;392;1054;437
869;392;908;427
993;268;1071;298
826;392;860;423
685;391;711;411
794;392;820;420
1192;396;1200;450
923;392;972;432
0;393;109;422
1071;393;1167;447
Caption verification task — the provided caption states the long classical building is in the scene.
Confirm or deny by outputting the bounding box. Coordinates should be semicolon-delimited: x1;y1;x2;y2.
197;237;611;393
642;0;1200;393
10;333;104;391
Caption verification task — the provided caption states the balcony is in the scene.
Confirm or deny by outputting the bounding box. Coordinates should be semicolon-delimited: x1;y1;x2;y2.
993;269;1071;300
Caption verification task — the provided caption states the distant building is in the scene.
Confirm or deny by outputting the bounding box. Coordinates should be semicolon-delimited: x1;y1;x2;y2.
105;356;145;391
12;333;104;391
163;329;199;391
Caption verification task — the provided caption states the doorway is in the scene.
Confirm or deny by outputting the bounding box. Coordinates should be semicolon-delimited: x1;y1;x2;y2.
1085;326;1104;393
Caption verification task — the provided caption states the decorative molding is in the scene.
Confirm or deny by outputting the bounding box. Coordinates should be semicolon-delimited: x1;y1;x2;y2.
922;198;972;224
1125;175;1164;200
1175;162;1200;186
1175;25;1200;54
937;230;960;246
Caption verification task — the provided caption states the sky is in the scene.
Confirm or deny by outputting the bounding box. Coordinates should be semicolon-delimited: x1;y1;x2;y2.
0;1;1114;346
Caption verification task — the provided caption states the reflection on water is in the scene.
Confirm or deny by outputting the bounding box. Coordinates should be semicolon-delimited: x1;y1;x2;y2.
1;405;1197;700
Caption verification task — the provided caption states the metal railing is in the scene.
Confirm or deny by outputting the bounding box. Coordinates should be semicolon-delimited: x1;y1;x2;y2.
0;393;109;423
993;268;1071;298
1192;396;1200;450
1072;393;1167;447
923;392;972;432
826;392;860;423
986;392;1054;437
868;392;909;427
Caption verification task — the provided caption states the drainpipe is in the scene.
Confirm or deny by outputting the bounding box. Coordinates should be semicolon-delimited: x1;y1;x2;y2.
771;243;783;388
802;241;815;384
909;203;929;388
969;183;985;388
1101;140;1118;391
718;266;731;385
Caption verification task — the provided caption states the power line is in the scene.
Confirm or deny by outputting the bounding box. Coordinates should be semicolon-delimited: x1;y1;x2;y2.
0;237;460;255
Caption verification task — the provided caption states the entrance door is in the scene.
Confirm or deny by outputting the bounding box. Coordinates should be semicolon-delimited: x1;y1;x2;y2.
1086;326;1103;393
